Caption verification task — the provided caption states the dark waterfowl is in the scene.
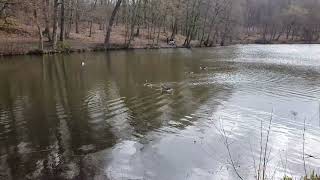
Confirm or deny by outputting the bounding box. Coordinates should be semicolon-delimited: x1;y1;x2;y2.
161;84;174;94
200;66;207;70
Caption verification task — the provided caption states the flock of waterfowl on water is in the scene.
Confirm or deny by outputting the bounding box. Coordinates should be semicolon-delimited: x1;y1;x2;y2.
143;65;209;94
81;61;208;94
143;80;174;94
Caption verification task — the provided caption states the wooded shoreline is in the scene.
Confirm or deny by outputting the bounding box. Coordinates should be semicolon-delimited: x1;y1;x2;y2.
1;41;320;57
1;0;320;57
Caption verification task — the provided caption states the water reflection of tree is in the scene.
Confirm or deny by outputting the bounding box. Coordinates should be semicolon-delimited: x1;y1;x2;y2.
0;55;119;179
0;50;236;179
0;57;55;179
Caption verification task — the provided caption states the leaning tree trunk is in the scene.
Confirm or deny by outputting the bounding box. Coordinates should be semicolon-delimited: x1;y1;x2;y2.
104;0;122;49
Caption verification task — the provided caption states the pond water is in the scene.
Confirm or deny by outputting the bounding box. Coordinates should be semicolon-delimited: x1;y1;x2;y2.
0;45;320;180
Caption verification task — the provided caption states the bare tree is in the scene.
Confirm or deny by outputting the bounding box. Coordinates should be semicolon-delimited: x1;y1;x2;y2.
42;0;51;42
88;0;98;37
104;0;122;49
52;0;60;49
34;9;44;51
60;0;65;41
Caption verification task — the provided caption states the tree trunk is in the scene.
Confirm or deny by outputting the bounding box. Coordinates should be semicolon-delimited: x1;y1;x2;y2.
104;0;122;49
99;20;104;30
135;26;140;36
52;0;59;49
89;21;93;37
127;0;139;47
34;9;44;51
60;0;65;42
65;0;74;39
262;24;268;43
199;0;210;47
89;0;98;37
75;0;80;33
43;0;51;42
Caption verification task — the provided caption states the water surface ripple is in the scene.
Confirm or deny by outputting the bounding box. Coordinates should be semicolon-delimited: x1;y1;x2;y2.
0;45;320;180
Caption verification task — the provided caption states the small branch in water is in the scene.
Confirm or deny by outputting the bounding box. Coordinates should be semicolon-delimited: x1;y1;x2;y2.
262;112;273;180
218;119;244;180
303;118;307;178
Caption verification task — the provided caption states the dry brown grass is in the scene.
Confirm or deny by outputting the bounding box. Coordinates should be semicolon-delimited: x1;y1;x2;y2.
66;24;187;48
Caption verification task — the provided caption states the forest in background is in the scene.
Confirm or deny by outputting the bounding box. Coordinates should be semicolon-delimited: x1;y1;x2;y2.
0;0;320;54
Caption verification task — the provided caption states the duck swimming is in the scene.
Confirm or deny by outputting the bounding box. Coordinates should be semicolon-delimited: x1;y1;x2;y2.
200;66;207;70
144;80;153;88
81;62;85;66
161;84;174;94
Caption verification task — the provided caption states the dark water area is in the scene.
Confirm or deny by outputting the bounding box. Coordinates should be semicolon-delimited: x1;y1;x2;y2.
0;45;320;180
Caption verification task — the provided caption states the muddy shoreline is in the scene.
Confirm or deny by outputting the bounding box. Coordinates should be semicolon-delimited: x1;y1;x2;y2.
0;41;319;57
